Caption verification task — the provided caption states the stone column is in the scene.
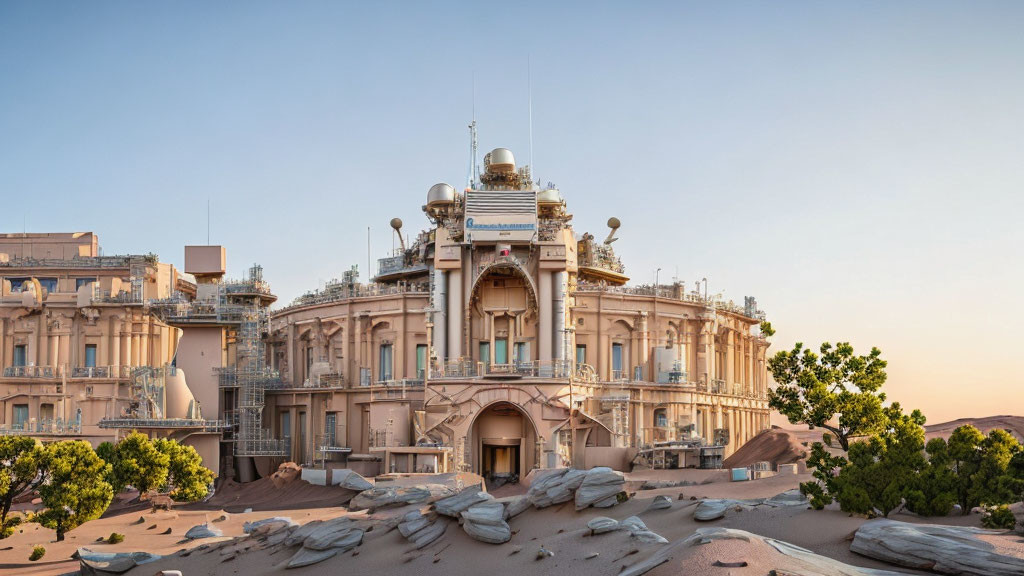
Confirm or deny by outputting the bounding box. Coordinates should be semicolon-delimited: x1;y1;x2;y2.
538;270;552;361
447;269;462;360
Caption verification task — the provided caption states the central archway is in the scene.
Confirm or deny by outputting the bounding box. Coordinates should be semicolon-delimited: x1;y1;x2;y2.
469;401;539;484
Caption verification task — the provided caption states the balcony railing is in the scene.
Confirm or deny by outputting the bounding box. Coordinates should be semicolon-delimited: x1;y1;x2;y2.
432;359;575;380
0;419;82;436
575;284;766;321
3;366;54;378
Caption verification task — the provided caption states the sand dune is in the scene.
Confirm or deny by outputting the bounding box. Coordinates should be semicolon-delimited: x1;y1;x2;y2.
925;415;1024;443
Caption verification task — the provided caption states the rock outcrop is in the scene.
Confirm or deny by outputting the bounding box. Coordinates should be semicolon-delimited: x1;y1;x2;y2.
78;549;162;575
574;467;626;509
851;519;1024;576
587;516;620;534
242;516;296;534
461;500;512;544
694;489;808;521
434;485;491;517
619;516;668;544
398;510;447;549
620;527;906;576
646;495;672;511
285;516;364;568
184;523;223;540
349;483;455;511
526;468;625;510
331;469;373;491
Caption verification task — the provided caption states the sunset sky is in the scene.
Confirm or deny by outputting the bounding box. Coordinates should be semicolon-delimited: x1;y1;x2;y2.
1;2;1021;423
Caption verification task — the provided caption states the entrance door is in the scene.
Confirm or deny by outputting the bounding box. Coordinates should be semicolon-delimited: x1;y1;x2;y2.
482;442;520;479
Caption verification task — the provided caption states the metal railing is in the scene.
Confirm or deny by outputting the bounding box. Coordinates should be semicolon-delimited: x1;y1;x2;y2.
98;418;228;431
3;366;54;378
0;418;82;436
575;283;766;320
280;282;429;313
70;365;134;378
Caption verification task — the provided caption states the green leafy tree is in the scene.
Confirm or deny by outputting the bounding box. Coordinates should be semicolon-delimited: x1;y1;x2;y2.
153;439;214;502
95;441;118;489
111;431;169;496
970;429;1021;509
800;442;847;509
759;321;775;338
768;342;889;451
947;424;985;514
832;405;928;517
1007;450;1024;504
36;441;113;541
905;437;957;516
0;437;49;538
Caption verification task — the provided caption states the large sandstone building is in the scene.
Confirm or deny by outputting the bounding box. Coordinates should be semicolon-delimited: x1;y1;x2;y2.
0;148;771;485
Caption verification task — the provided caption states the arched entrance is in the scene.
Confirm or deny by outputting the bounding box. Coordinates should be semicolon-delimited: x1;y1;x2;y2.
470;401;538;485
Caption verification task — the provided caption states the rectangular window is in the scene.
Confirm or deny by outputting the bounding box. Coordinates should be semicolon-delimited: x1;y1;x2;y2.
612;343;623;373
379;343;393;382
75;277;97;290
479;342;490;366
306;347;314;377
7;278;28;292
515;342;530;365
280;411;291;440
576;345;586;366
325;412;338;447
416;344;427;379
494;339;508;364
37;278;57;293
13;405;28;430
85;344;97;368
13;345;27;367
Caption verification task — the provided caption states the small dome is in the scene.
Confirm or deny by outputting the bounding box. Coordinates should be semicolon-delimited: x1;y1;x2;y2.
538;188;562;205
487;148;515;172
426;183;456;208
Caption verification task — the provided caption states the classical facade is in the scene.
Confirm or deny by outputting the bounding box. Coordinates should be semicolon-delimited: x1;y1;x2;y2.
0;148;771;485
267;147;771;481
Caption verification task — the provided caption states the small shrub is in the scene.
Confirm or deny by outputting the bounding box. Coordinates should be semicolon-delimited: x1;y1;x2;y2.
981;504;1017;530
107;532;125;544
29;545;45;561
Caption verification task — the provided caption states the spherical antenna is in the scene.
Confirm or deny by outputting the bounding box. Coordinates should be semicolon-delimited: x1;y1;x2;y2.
607;217;621;230
390;218;403;231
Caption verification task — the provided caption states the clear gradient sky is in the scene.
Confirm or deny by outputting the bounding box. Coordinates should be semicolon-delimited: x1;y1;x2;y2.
1;2;1021;423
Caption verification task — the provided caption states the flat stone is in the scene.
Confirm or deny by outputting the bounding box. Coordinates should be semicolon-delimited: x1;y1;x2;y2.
331;469;373;491
527;468;587;508
399;512;432;538
78;548;161;575
621;527;907;576
694;499;747;521
413;520;447;549
286;546;339;569
462;501;511;544
499;495;530;520
575;467;626;510
587;516;619;534
434;485;491;517
851;519;1024;576
284;519;325;547
764;489;808;507
349;484;455;511
304;520;357;551
619;516;668;544
647;495;672;511
243;516;296;534
184;524;223;540
461;500;506;525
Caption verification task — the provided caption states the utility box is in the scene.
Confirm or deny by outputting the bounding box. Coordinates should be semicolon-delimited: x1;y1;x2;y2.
185;246;226;277
731;467;750;482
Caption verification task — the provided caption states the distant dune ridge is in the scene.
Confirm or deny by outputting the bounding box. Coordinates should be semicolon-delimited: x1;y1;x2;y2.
725;414;1024;470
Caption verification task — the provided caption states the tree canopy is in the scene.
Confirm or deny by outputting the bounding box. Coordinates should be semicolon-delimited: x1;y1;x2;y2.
154;439;214;502
36;441;112;541
768;342;888;451
109;431;170;495
0;437;48;538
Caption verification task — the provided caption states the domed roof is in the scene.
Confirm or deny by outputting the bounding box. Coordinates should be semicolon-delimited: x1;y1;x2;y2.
487;148;515;172
426;183;456;208
538;188;562;205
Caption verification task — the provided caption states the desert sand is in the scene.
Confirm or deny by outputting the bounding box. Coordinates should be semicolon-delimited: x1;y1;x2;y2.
1;418;1021;576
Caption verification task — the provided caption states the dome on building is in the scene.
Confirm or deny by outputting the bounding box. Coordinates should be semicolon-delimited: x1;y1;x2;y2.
486;148;515;173
426;183;456;209
538;188;562;205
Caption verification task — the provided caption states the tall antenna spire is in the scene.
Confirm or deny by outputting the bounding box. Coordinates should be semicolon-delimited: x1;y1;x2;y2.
528;54;534;182
467;72;478;189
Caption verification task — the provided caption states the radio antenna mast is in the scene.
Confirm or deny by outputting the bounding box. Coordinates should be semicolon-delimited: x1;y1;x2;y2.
467;73;478;189
528;55;534;183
